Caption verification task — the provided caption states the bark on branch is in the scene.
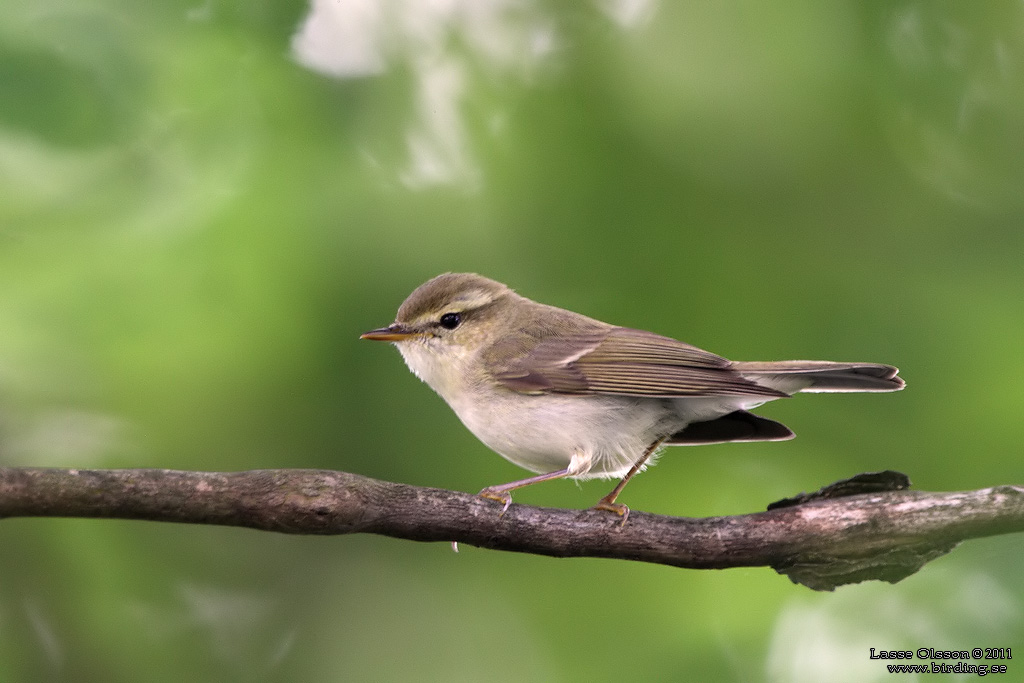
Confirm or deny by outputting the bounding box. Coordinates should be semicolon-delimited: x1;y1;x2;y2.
1;467;1021;591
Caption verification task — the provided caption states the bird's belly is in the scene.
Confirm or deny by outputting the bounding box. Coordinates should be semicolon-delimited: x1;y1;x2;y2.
448;393;681;479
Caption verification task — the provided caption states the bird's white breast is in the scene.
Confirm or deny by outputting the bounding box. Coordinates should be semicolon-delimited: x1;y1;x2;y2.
398;335;678;478
394;337;762;480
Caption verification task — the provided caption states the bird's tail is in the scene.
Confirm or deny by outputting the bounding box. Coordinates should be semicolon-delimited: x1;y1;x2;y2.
731;361;905;394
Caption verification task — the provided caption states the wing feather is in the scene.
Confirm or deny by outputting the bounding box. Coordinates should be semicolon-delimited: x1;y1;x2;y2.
488;326;785;398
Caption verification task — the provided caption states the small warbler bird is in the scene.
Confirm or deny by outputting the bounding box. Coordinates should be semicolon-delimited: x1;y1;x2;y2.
362;273;904;518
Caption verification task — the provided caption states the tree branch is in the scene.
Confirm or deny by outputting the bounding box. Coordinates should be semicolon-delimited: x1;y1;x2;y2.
1;467;1021;591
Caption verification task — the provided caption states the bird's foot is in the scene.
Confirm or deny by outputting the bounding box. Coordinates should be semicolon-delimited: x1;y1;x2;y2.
477;487;513;515
592;497;630;527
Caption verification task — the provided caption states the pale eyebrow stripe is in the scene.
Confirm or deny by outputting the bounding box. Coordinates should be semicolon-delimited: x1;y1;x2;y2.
410;288;498;325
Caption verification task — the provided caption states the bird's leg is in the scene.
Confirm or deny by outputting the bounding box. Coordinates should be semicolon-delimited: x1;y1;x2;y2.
593;436;667;525
479;450;593;514
478;468;572;514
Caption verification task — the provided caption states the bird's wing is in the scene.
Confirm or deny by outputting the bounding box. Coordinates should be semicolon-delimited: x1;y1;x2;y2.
486;326;786;398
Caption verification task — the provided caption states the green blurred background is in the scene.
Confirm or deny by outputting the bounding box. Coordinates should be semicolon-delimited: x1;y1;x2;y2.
2;1;1022;680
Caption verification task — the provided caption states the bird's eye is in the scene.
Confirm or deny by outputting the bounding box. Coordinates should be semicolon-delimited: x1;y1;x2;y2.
439;312;462;330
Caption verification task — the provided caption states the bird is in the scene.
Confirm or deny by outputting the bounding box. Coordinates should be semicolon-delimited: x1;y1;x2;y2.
361;273;904;519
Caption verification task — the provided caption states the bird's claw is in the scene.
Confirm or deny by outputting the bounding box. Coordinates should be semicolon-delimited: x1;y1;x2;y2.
592;499;630;527
477;487;513;515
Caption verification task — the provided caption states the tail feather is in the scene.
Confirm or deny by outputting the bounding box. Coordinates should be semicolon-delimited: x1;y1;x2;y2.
666;411;795;445
731;361;905;393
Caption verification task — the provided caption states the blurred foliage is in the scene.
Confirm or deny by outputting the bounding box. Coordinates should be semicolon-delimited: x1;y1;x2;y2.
1;0;1023;681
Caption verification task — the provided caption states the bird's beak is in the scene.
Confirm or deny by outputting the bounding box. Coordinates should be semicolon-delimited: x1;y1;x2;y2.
360;323;421;342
